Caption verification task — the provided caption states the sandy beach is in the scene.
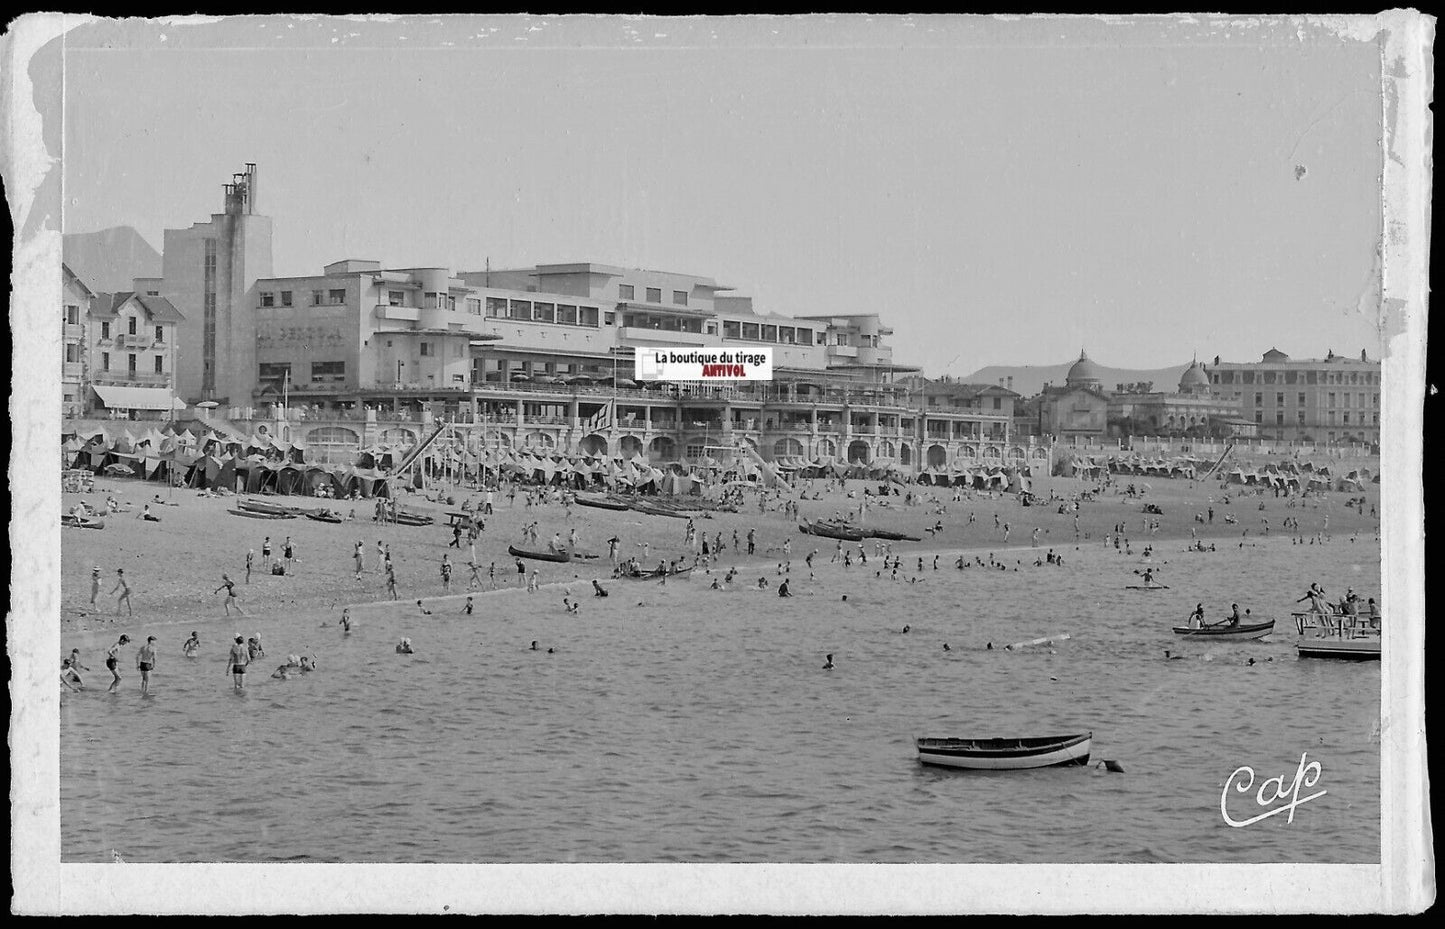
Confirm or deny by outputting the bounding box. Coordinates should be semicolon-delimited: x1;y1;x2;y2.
60;467;1381;637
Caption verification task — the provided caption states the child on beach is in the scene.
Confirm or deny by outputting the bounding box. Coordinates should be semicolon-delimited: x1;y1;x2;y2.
90;565;101;605
182;632;200;657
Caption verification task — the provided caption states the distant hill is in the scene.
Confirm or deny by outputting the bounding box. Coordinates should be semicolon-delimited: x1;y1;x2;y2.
62;226;162;293
961;361;1192;398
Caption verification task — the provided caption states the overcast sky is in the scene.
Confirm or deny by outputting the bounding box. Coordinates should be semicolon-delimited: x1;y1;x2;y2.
51;15;1387;376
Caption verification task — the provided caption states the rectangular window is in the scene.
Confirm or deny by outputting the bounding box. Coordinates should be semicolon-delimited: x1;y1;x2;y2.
619;284;634;300
1297;410;1306;424
1342;412;1350;424
129;317;138;335
310;361;345;382
779;326;795;344
420;343;433;357
1328;392;1336;407
723;320;741;339
447;296;456;311
328;289;346;305
101;352;110;371
128;353;137;374
65;343;81;363
533;302;555;323
602;311;614;326
761;325;778;342
154;355;164;374
1263;371;1276;384
1254;411;1263;423
646;287;662;303
389;290;406;307
685;443;705;459
1276;392;1284;406
260;291;275;307
155;326;164;343
1298;393;1306;406
1254;393;1263;406
509;300;532;321
101;321;111;340
312;290;324;306
1243;372;1254;384
557;304;578;325
1276;411;1285;425
798;329;814;346
486;297;507;318
281;291;293;307
258;363;291;385
466;298;482;315
454;342;465;358
65;304;79;325
741;322;760;340
673;290;688;306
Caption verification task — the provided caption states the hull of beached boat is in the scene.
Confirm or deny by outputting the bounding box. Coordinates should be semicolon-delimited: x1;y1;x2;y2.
630;502;693;518
305;511;344;523
617;566;694;581
866;528;923;542
1296;636;1381;660
228;508;297;520
916;732;1092;770
1171;620;1274;640
508;544;571;563
62;515;105;529
575;495;631;511
238;498;304;515
798;520;865;542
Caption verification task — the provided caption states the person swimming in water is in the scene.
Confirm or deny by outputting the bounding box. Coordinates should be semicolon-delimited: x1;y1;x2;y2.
778;579;792;597
339;609;353;633
396;638;414;654
182;631;200;657
823;653;835;670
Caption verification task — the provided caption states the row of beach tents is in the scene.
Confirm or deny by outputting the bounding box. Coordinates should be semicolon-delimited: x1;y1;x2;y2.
1059;452;1376;491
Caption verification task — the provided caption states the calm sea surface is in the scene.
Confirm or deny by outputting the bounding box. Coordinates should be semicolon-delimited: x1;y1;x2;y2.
60;538;1380;863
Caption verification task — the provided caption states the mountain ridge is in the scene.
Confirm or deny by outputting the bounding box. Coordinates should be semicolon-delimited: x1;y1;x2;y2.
961;361;1193;398
63;226;162;294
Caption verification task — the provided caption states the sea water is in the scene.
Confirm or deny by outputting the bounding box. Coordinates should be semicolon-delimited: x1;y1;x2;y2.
60;537;1380;863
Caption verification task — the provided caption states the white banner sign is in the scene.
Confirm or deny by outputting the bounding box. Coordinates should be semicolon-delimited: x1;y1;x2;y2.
634;346;773;381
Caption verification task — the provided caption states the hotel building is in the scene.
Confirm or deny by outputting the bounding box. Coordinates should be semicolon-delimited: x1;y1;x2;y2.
85;291;184;418
61;263;94;419
1206;348;1381;446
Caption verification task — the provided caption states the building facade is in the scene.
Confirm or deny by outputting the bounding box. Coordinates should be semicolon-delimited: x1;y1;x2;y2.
159;163;273;404
1207;348;1380;446
62;263;94;419
1037;351;1112;443
87;292;183;418
1107;360;1248;440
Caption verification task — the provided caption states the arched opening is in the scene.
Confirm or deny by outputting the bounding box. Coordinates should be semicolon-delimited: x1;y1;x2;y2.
899;443;912;466
847;439;871;464
774;437;803;458
648;436;676;460
876;440;895;459
618;435;644;458
927;444;947;468
816;438;836;458
578;433;609;457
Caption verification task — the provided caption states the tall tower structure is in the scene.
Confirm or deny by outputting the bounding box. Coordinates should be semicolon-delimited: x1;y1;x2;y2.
160;163;273;404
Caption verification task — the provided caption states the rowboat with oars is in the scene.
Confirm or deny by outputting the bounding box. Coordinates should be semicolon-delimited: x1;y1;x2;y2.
1171;619;1274;640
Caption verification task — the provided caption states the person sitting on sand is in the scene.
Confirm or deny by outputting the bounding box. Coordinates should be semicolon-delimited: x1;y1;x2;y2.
416;599;432;615
778;579;793;597
592;579;609;598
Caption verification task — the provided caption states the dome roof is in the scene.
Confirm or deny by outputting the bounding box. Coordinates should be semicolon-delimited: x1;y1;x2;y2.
1179;361;1210;390
1065;350;1102;386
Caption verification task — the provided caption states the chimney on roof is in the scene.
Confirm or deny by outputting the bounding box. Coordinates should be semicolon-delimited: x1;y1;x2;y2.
1007;376;1013;391
1361;349;1368;361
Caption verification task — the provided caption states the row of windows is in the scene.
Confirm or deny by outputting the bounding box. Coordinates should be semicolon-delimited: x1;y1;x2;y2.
1249;391;1378;408
1252;410;1379;426
95;319;167;342
95;352;165;374
618;284;687;306
720;319;816;346
486;298;604;327
260;289;347;308
259;361;348;384
1215;369;1377;386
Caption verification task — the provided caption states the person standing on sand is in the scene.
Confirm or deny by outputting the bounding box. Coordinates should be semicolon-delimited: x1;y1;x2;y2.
135;636;158;695
90;564;102;605
467;560;482;589
215;574;246;616
111;569;133;616
386;564;399;600
354;540;365;580
489;562;497;589
528;570;541;593
105;635;130;692
262;536;272;570
376;540;386;574
226;635;250;690
283;536;296;573
245;548;255;584
440;555;453;592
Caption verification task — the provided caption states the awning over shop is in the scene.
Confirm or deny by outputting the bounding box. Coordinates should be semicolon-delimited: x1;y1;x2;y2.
91;385;186;411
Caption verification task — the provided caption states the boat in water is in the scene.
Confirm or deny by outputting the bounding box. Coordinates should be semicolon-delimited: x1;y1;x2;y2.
1171;619;1274;640
1293;610;1381;660
916;732;1093;770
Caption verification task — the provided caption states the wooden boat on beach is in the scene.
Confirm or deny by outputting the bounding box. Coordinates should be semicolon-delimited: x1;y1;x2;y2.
616;565;694;581
508;544;571;563
865;528;923;542
575;494;631;511
62;514;106;529
1293;611;1381;660
916;732;1093;770
305;510;344;523
630;501;696;518
1171;619;1274;640
798;519;865;542
229;507;296;520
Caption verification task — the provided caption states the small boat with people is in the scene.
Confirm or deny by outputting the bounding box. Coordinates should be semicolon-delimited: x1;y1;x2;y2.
1172;619;1274;640
508;544;572;563
1293;610;1381;660
916;732;1093;770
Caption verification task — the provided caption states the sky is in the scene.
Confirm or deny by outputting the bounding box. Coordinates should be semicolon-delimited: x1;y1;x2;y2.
49;15;1387;377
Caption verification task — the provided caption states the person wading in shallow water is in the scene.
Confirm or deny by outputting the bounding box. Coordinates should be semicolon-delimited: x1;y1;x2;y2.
226;635;250;690
104;635;130;692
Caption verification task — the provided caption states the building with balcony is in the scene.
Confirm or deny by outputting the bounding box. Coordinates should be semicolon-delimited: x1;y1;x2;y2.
1206;348;1380;447
86;291;184;418
62;263;95;418
1106;359;1248;440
